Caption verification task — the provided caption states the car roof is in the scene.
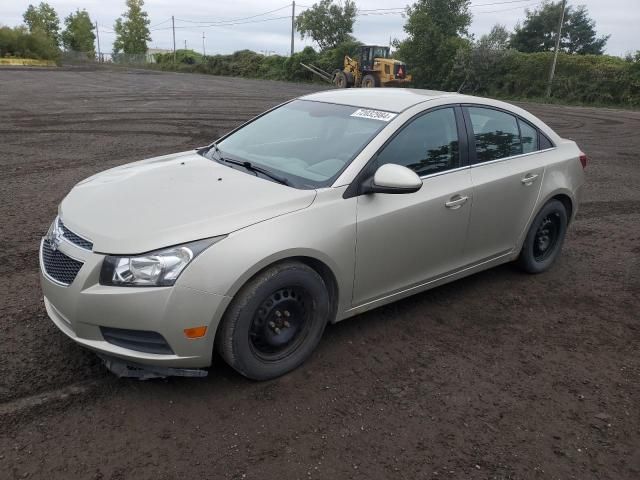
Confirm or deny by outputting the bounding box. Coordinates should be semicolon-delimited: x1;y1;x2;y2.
298;88;460;113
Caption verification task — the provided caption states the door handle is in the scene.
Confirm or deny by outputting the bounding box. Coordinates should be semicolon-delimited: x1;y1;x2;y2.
521;173;539;185
445;195;468;210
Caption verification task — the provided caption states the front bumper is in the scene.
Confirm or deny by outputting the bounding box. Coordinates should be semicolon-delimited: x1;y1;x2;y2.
39;237;231;368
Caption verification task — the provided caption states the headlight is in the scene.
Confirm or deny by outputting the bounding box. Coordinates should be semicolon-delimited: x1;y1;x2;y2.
99;237;224;287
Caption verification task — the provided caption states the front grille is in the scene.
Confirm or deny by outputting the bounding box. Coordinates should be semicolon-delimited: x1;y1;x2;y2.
100;327;174;355
41;239;84;285
58;219;93;251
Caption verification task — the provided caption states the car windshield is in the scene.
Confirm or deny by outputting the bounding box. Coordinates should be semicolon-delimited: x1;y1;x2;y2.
211;100;390;188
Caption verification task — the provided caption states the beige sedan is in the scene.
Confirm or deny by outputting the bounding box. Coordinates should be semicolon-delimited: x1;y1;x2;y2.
40;89;586;379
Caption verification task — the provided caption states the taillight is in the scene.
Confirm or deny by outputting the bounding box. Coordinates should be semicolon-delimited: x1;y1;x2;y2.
579;152;588;169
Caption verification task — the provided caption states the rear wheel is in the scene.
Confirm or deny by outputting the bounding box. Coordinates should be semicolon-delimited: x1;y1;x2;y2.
362;74;378;88
216;262;330;380
333;71;348;88
517;200;568;273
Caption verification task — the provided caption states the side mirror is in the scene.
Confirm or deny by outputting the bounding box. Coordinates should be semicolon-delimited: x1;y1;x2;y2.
363;164;422;194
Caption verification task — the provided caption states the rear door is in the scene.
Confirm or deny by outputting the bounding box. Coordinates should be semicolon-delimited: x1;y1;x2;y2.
462;106;547;263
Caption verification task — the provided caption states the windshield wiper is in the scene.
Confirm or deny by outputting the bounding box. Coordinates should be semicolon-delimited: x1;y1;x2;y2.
205;143;289;186
220;157;289;186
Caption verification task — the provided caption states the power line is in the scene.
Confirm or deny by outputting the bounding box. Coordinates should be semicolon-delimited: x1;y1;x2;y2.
475;1;541;13
358;7;405;12
154;15;291;31
470;0;532;6
149;18;172;28
172;4;291;25
357;11;405;16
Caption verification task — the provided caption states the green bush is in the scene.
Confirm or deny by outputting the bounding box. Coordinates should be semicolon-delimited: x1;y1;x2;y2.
0;25;60;60
506;52;638;106
457;50;640;107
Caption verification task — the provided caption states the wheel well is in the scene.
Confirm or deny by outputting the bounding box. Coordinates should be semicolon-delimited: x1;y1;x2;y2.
551;194;573;222
289;256;339;320
222;256;340;323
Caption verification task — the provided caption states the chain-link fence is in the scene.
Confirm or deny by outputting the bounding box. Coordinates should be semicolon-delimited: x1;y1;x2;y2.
61;50;161;66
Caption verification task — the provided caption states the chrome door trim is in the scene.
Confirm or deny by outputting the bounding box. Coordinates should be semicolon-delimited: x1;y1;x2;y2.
419;165;470;181
469;147;556;169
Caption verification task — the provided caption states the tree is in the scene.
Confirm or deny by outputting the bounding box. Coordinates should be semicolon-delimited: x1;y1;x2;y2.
113;0;151;54
452;24;511;93
296;0;357;50
478;24;509;51
23;2;60;46
61;9;95;55
0;25;60;60
395;0;472;89
510;2;609;55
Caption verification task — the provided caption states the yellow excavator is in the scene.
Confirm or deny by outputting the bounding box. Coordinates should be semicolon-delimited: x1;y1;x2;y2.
301;45;412;88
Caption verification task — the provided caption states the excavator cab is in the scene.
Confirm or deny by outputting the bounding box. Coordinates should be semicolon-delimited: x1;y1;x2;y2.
359;45;390;71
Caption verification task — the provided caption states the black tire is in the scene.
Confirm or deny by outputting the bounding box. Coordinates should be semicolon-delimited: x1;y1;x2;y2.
362;74;378;88
333;70;348;88
216;262;330;380
517;199;568;274
344;71;354;87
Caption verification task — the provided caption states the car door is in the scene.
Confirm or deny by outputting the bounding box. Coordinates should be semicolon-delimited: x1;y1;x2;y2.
352;106;473;306
462;106;546;263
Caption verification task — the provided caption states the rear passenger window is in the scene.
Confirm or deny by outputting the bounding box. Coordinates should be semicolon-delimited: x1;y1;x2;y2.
376;107;460;176
519;119;538;154
468;107;522;162
539;133;553;149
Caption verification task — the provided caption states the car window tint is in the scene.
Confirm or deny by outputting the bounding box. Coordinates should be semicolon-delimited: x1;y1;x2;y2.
519;119;539;154
376;108;459;176
539;133;554;149
468;107;522;162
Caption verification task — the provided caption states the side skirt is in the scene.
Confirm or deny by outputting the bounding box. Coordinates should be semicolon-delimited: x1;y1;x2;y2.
336;251;513;322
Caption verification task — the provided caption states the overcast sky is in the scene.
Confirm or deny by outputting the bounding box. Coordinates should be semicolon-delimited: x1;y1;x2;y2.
2;0;637;57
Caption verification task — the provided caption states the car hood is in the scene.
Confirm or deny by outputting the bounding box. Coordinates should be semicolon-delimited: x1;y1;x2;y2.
60;151;316;254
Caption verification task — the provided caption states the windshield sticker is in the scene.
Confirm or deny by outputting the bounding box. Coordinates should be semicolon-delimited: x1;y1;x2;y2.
350;109;397;122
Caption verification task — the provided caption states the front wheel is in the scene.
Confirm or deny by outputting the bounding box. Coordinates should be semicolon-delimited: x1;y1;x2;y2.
333;70;348;88
517;199;568;274
362;74;378;88
216;262;330;380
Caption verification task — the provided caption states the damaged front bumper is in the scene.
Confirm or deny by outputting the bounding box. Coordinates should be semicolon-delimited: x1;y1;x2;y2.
98;354;208;379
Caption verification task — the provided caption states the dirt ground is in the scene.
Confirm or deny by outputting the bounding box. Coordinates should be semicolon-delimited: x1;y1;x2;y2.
0;68;638;480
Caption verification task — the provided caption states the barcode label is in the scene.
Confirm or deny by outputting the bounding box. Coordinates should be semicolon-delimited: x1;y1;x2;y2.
350;109;398;122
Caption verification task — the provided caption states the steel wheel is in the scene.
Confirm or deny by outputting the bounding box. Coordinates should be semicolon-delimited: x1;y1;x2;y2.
249;287;312;361
533;213;561;261
216;261;330;380
517;199;568;274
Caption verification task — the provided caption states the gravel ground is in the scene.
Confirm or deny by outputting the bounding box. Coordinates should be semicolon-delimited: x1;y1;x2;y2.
0;68;638;480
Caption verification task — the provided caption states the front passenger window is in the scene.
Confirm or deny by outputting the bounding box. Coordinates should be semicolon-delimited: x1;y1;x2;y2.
376;108;460;177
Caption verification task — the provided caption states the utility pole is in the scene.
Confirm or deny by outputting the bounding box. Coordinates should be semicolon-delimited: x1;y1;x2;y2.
95;21;101;62
202;32;206;56
172;15;176;64
184;39;187;50
546;0;567;98
290;1;296;56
